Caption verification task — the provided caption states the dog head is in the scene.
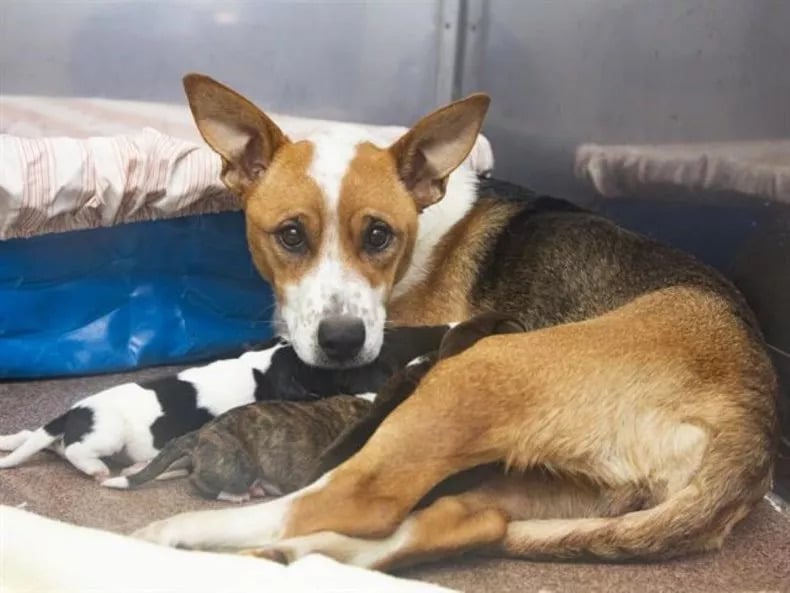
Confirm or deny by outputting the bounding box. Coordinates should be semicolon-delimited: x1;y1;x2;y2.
183;74;489;368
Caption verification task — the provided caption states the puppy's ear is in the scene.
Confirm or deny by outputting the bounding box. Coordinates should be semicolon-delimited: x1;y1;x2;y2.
438;313;524;360
183;73;290;196
390;93;490;211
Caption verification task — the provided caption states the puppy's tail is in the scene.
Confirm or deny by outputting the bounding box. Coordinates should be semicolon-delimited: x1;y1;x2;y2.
0;414;68;468
499;432;772;561
102;432;198;490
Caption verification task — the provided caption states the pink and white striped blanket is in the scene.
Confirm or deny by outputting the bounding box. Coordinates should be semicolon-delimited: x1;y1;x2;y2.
0;95;494;240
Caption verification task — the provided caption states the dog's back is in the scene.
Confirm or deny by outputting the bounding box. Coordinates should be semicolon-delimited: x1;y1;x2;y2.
393;177;760;339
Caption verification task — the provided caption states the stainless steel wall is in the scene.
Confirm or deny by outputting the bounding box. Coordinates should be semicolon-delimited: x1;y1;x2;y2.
461;0;790;197
4;0;788;188
0;0;457;125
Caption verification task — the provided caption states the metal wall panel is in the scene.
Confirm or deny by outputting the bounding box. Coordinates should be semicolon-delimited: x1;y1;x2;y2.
0;0;454;125
461;0;790;197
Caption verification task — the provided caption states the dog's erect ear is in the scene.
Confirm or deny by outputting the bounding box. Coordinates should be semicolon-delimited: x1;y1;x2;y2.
438;313;525;360
183;73;290;196
390;93;490;211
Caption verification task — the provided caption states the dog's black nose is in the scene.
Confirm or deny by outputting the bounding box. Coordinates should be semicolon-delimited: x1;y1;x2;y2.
318;316;366;362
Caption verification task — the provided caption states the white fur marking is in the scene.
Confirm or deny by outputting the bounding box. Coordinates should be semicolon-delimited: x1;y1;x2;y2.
354;392;377;403
391;167;479;299
277;130;478;366
264;517;416;569
133;472;334;549
280;132;389;367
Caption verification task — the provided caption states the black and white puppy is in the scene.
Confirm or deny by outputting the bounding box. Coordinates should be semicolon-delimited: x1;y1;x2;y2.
0;325;450;481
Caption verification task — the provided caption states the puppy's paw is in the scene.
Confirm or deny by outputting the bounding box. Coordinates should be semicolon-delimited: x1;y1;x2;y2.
121;461;149;476
92;470;111;483
216;491;251;503
100;476;130;489
249;480;283;498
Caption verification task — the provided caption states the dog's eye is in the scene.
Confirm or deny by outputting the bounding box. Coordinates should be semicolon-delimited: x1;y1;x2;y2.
276;222;306;252
363;221;393;253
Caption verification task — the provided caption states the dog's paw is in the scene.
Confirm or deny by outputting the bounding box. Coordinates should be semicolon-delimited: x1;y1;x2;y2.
243;532;363;567
134;498;294;550
239;546;292;564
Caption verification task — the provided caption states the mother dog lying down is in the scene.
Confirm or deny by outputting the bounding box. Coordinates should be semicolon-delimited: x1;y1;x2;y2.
133;74;777;570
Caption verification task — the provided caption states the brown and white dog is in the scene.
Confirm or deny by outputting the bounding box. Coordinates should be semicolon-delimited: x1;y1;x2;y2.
132;74;778;571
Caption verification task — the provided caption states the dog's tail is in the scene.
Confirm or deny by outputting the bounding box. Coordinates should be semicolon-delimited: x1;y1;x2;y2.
102;432;198;489
0;413;69;468
499;431;772;561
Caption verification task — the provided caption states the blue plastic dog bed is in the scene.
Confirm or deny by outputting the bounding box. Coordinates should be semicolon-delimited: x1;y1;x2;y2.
0;211;274;379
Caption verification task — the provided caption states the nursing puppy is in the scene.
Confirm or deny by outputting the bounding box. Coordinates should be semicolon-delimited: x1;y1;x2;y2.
132;76;777;570
0;324;449;480
104;396;373;501
104;313;524;501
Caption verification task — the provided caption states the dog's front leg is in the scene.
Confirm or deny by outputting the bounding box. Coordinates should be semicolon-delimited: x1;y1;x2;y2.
131;485;306;550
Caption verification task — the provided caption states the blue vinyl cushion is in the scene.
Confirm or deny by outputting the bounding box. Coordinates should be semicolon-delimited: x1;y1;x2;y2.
0;211;274;378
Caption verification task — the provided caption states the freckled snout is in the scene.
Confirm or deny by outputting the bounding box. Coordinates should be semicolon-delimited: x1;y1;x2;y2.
317;315;366;363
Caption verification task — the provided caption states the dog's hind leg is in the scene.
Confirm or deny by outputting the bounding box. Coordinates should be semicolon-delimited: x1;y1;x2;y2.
245;491;509;570
246;468;644;570
495;429;773;561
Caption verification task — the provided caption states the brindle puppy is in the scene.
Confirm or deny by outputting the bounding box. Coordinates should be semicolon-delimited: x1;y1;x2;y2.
113;395;373;501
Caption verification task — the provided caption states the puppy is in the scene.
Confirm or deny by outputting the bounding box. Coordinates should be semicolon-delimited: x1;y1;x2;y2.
103;313;524;500
0;324;450;480
104;396;373;501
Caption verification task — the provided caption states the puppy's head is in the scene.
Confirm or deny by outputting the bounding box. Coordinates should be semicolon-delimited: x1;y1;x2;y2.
438;313;525;359
183;73;489;368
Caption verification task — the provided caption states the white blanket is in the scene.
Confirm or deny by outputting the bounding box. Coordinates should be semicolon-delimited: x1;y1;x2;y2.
0;505;455;593
0;95;494;241
575;140;790;204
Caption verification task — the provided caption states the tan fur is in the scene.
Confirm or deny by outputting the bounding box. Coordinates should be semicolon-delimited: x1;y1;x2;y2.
176;75;776;570
243;141;324;297
183;74;489;317
277;287;775;568
388;200;522;325
336;142;420;291
388;93;490;210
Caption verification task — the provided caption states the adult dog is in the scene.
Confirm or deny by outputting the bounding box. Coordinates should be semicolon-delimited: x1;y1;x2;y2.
133;74;777;571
